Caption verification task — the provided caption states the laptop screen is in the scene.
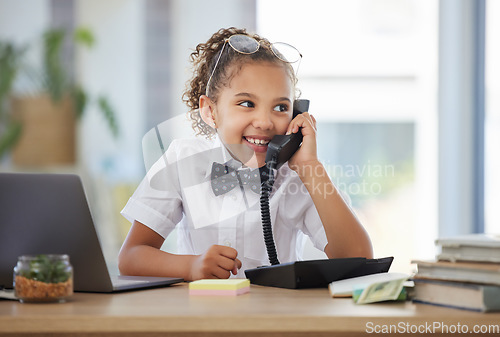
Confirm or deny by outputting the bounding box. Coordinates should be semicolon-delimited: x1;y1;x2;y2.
0;173;118;291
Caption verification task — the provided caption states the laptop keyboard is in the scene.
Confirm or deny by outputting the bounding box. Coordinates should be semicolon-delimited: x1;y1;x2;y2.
111;276;151;286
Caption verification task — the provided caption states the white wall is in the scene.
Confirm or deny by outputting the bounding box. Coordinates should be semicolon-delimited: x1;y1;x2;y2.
76;0;145;182
0;0;49;93
0;0;49;41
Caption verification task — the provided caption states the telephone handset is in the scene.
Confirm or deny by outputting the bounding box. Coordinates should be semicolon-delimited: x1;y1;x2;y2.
260;99;310;266
265;99;309;170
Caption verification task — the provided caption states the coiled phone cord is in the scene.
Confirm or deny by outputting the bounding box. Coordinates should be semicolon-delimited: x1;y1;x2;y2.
258;99;308;267
260;161;280;265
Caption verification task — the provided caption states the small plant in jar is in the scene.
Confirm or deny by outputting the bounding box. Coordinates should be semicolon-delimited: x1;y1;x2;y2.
14;254;73;303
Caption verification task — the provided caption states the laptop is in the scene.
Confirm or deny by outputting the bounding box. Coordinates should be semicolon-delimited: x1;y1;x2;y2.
0;173;183;292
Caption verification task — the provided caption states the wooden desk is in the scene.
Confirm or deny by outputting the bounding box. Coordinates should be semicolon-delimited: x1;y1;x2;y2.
1;283;499;336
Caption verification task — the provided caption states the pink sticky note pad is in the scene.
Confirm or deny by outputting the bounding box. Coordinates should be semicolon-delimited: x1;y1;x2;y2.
189;287;250;296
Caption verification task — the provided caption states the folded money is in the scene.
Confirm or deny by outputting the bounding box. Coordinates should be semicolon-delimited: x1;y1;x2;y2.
354;276;410;304
328;272;409;298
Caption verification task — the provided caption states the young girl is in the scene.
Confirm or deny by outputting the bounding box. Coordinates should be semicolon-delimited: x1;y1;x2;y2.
118;27;372;281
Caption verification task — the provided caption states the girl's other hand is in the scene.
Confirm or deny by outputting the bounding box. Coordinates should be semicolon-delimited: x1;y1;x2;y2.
190;245;242;280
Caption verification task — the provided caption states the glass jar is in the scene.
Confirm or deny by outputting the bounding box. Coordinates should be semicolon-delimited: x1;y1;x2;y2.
14;254;73;303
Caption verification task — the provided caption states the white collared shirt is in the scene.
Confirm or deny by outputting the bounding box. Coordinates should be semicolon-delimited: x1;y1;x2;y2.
121;135;328;276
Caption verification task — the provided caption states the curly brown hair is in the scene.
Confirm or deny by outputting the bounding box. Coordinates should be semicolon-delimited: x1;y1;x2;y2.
182;27;299;139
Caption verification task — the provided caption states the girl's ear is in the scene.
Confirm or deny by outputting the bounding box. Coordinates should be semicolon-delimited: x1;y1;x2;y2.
199;95;216;129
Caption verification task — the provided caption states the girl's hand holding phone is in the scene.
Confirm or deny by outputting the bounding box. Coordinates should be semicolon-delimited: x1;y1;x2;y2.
287;112;318;171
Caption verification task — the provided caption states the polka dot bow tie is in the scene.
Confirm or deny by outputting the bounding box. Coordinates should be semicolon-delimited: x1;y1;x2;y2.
210;162;269;196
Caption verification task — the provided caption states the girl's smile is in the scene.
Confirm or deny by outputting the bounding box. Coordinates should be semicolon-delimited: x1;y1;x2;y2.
243;135;271;153
206;61;294;168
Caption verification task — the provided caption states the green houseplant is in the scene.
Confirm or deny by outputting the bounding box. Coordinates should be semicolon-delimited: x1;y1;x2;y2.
0;27;118;166
0;41;25;158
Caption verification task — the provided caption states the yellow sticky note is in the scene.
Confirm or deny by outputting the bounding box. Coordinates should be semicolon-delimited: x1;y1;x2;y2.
189;279;250;291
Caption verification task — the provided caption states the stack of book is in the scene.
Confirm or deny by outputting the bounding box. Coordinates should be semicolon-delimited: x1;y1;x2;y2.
411;234;500;312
